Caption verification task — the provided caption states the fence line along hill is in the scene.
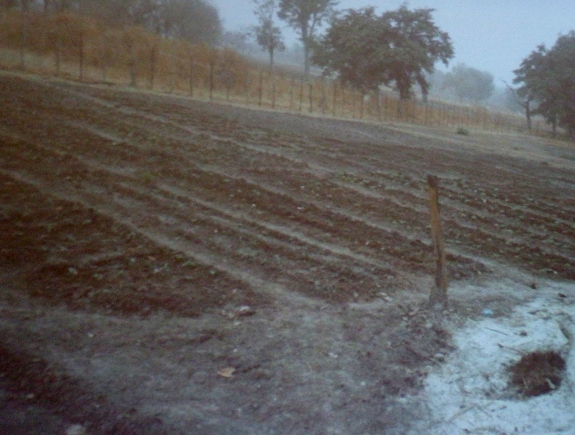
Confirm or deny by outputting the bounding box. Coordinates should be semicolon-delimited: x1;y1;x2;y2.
1;10;538;134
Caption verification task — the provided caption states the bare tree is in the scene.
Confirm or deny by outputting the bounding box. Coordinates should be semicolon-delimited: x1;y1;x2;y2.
252;0;285;73
278;0;337;76
504;81;533;131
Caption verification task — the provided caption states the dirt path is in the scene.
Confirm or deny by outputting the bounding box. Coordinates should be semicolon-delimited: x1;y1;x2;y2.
1;71;574;434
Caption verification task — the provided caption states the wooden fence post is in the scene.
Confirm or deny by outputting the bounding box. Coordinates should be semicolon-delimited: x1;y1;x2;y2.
271;74;276;109
209;58;215;101
100;37;108;82
308;82;313;113
332;81;337;117
289;76;295;111
258;70;263;106
79;31;84;81
149;45;156;90
19;12;26;69
188;58;194;96
299;78;303;112
128;41;137;87
54;35;60;75
427;174;448;308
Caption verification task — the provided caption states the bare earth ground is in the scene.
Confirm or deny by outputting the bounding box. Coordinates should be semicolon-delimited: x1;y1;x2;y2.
0;70;574;434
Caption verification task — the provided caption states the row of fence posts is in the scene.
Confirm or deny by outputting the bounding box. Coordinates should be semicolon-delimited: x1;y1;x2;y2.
9;14;526;132
15;39;524;132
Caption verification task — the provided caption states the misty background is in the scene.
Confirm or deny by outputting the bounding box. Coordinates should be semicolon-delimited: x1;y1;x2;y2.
210;0;574;89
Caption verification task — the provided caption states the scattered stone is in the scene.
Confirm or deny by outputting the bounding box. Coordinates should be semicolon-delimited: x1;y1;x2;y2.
482;308;494;317
378;292;393;302
66;424;86;435
235;306;256;317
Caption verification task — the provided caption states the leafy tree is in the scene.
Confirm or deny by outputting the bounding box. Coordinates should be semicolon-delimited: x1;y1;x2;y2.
312;5;453;100
35;0;221;45
443;63;494;103
277;0;337;76
252;0;285;72
311;7;385;94
221;31;252;54
158;0;221;45
382;5;453;100
503;81;533;129
0;0;39;11
514;32;575;137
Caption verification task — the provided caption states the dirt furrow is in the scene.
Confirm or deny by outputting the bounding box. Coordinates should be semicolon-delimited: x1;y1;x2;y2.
0;141;400;302
60;86;575;265
3;79;572;282
15;77;573;264
3;72;575;435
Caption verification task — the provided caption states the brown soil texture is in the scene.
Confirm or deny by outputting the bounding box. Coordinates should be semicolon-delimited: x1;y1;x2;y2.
1;71;574;434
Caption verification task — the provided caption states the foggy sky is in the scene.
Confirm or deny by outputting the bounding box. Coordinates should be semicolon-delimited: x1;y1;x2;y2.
209;0;575;85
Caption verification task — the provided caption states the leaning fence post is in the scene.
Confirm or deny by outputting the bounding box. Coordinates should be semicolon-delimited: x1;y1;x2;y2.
427;174;448;308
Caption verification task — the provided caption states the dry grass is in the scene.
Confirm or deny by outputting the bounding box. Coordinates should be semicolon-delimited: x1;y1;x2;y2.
0;10;541;134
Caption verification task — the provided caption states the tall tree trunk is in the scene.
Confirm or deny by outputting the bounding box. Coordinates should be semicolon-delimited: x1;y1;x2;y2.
269;48;274;74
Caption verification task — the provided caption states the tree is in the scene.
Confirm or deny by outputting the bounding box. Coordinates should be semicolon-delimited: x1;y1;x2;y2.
513;45;548;132
278;0;337;76
221;31;252;54
252;0;285;73
443;63;494;104
158;0;221;45
0;0;20;10
381;5;453;100
41;0;222;45
312;5;453;100
0;0;35;11
514;32;575;138
311;8;385;94
503;81;533;130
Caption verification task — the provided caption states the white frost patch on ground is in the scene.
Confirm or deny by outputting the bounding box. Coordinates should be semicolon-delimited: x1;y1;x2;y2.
425;282;575;435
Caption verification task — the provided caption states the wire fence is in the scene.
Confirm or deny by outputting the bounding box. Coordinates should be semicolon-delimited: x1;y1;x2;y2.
1;10;539;134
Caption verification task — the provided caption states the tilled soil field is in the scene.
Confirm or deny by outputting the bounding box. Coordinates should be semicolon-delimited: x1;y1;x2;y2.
1;71;574;434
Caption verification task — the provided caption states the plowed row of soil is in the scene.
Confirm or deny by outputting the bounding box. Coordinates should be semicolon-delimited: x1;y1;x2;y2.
1;71;574;434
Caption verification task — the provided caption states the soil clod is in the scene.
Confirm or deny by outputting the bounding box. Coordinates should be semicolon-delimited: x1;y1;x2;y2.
509;350;566;397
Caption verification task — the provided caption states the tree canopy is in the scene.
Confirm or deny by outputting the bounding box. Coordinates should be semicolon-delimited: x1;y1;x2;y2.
278;0;338;76
252;0;285;72
443;63;494;103
2;0;222;45
514;32;575;137
312;5;453;100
